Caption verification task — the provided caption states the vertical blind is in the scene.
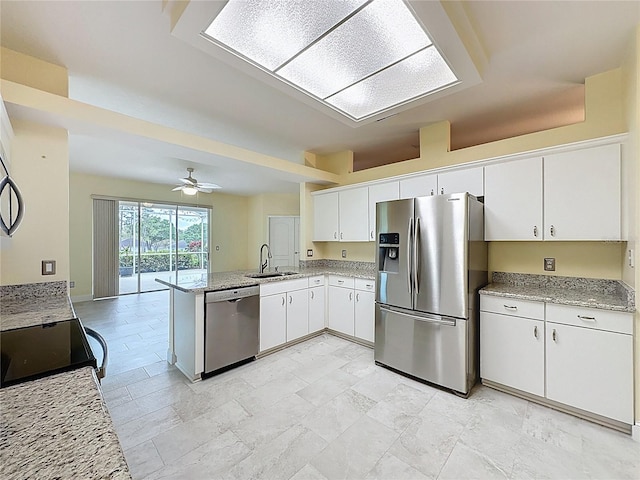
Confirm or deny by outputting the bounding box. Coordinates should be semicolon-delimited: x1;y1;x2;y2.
93;198;119;299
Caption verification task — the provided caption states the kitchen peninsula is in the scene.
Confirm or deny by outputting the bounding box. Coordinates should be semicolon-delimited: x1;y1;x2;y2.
156;261;376;382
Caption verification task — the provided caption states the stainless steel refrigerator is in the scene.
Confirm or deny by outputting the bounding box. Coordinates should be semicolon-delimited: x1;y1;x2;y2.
375;192;487;395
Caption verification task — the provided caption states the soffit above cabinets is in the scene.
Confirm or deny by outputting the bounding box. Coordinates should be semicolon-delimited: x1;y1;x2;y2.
171;0;483;127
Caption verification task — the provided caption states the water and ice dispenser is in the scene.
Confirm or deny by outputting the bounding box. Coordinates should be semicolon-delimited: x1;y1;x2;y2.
378;232;400;273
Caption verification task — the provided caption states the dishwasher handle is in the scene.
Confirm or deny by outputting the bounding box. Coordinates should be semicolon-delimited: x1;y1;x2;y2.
206;285;260;303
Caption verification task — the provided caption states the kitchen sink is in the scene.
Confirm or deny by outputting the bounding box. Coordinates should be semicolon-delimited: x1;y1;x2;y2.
245;271;297;279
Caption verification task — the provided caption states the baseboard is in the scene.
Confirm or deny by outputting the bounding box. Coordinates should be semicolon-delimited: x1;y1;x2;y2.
71;294;93;303
632;423;640;442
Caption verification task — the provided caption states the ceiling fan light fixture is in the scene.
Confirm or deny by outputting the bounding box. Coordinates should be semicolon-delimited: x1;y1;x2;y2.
182;185;198;196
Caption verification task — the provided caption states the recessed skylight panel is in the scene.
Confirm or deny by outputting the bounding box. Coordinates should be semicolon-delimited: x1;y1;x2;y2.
326;46;457;119
202;0;459;122
204;0;368;70
277;0;432;99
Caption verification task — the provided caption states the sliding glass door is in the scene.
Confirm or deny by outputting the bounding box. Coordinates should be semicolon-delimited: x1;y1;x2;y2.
117;201;210;295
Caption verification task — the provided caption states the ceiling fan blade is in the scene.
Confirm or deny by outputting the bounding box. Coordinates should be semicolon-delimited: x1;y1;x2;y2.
197;187;216;193
197;182;221;189
179;177;196;185
172;185;184;191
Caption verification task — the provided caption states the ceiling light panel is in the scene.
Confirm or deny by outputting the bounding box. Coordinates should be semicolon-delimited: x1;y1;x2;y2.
326;46;458;119
277;0;432;99
202;0;459;122
204;0;368;71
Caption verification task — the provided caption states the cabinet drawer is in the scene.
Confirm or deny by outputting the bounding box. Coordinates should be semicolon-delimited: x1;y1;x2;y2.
260;278;308;296
480;295;544;320
355;278;375;292
545;304;632;335
308;275;325;287
329;275;354;288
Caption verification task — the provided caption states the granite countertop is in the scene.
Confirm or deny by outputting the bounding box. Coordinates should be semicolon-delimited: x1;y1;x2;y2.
480;272;635;313
0;367;131;479
156;262;376;294
0;294;76;331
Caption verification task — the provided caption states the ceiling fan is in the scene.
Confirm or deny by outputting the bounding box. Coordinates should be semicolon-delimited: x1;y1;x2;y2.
172;168;221;195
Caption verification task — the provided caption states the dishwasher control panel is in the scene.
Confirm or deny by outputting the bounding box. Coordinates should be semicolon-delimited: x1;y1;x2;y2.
206;285;259;303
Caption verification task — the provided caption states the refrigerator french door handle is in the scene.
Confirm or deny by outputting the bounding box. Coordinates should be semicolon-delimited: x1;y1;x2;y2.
379;305;456;326
414;217;420;294
407;217;413;294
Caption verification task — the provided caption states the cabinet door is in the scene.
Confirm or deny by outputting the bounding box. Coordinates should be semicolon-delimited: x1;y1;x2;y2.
480;312;544;396
368;182;399;242
437;167;484;197
286;289;309;342
354;289;375;342
399;174;437;199
339;187;369;241
260;294;287;352
313;192;339;241
308;286;326;333
484;157;543;241
328;286;354;335
546;322;633;424
544;144;620;240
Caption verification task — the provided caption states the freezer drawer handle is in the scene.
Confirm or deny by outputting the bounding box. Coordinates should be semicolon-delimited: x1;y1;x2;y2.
503;305;518;310
379;306;456;326
577;315;596;321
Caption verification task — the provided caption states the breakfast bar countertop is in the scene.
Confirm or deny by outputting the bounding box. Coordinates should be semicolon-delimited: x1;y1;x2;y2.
155;261;376;294
0;367;131;480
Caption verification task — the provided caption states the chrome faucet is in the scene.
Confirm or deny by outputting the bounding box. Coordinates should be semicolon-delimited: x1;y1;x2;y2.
259;243;272;273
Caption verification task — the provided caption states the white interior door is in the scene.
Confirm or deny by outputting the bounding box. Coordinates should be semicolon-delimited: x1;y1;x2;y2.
269;216;299;269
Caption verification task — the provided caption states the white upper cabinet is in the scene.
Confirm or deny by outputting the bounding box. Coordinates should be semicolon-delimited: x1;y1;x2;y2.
399;173;437;199
339;187;369;241
368;181;399;241
313;192;339;241
543;144;621;241
437;166;484;197
484;157;543;241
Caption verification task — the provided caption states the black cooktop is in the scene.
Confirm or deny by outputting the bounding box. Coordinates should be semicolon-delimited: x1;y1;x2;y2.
0;318;97;388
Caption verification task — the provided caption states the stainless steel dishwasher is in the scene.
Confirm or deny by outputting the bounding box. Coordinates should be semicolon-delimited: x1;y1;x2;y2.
204;285;260;375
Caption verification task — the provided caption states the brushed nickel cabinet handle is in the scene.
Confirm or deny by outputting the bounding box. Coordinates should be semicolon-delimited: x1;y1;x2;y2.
550;225;556;237
289;295;292;304
310;291;314;300
281;296;285;306
356;293;360;302
370;230;374;239
577;315;596;321
552;329;557;342
334;232;337;239
440;187;444;195
349;292;353;301
533;226;538;237
503;305;518;310
534;326;538;338
430;189;434;196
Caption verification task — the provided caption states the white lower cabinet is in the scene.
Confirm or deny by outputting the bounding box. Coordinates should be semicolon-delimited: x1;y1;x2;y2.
286;289;309;342
328;276;376;341
480;312;544;396
328;283;354;336
354;279;375;342
480;296;634;426
308;286;325;333
545;305;633;424
259;293;287;352
260;278;309;351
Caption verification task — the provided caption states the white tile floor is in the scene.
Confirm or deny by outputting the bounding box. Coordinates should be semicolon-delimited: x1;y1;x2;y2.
75;291;640;480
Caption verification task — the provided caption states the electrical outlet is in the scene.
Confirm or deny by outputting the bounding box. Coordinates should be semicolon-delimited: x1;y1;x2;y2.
629;249;635;268
306;249;313;257
544;257;555;271
69;281;75;288
341;249;347;258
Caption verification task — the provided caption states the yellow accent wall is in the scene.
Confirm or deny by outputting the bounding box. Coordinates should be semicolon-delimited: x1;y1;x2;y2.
0;120;69;286
69;172;250;299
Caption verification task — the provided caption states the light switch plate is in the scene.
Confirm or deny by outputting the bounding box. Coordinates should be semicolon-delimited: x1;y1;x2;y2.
42;260;56;275
544;257;555;271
